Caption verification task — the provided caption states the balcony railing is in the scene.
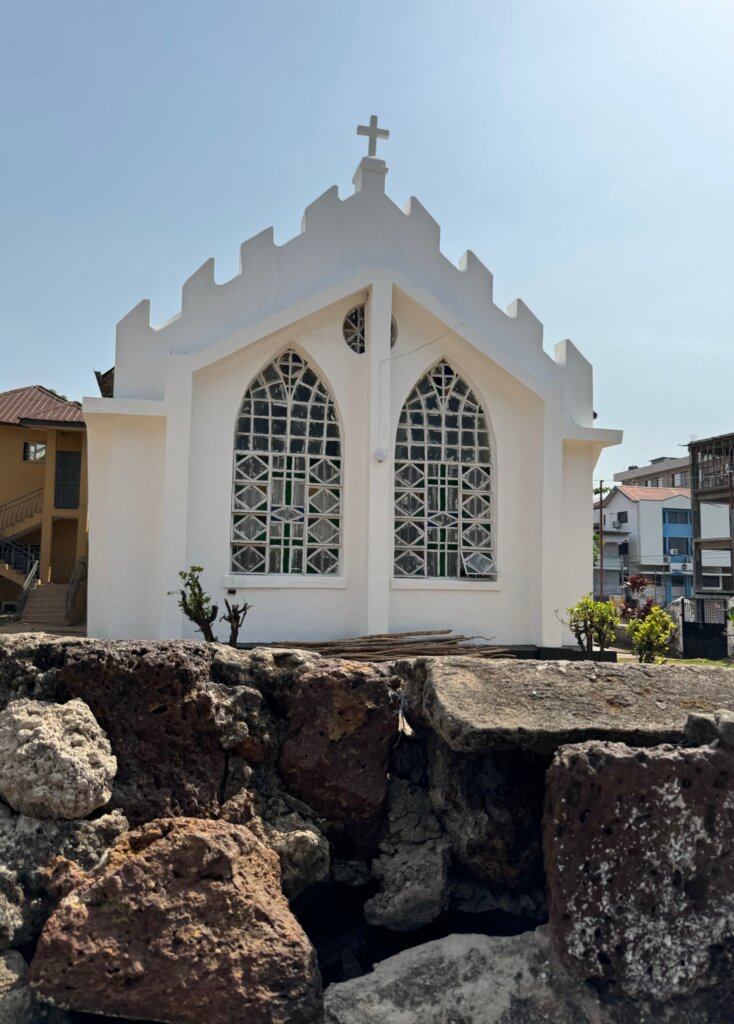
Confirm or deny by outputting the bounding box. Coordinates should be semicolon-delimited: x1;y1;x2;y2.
54;484;80;510
595;555;624;569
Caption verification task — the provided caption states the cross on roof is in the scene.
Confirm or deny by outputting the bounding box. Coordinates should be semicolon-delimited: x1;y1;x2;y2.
357;115;390;158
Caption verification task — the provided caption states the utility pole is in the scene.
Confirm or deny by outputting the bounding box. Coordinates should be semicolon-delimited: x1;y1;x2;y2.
597;479;604;601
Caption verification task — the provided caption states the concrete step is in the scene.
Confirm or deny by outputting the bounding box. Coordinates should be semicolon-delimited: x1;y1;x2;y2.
22;585;70;626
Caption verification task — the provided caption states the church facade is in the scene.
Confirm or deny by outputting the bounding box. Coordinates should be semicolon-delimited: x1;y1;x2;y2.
84;124;621;645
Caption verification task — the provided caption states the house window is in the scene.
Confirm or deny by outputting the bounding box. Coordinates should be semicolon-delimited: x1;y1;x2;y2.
342;304;398;354
231;350;342;575
673;471;689;487
394;360;495;579
647;478;660;487
22;442;46;463
702;575;722;590
663;509;691;525
616;510;628;524
619;542;629;555
664;537;691;556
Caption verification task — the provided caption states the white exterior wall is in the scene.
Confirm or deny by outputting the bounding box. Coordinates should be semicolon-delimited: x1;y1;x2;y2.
85;156;621;645
85;410;166;638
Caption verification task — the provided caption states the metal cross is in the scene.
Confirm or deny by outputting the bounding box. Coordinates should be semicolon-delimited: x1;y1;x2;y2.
357;115;390;157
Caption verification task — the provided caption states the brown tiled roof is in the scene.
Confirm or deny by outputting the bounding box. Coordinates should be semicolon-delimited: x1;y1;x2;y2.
615;485;690;502
0;386;84;426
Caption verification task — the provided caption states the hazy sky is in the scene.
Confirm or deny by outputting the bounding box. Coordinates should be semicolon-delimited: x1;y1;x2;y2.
1;0;732;481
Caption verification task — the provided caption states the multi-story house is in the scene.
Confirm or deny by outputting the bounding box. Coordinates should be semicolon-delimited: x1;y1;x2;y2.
689;432;734;596
0;386;88;624
594;483;730;604
614;455;690;490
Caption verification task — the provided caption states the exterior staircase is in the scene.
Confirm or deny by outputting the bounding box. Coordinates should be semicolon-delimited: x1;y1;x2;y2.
22;584;69;627
0;489;44;587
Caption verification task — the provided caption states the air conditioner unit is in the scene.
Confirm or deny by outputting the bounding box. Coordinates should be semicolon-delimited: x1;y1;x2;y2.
681;562;693;572
662;556;671;564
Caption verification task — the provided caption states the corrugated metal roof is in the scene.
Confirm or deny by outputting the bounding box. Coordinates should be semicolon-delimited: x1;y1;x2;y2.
0;386;84;426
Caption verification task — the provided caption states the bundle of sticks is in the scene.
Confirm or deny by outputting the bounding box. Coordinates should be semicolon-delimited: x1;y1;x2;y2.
258;629;511;662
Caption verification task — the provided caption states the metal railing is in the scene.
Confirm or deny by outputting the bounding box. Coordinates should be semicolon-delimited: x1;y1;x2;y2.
0;537;41;576
683;597;728;625
54;484;80;510
16;560;39;616
65;557;87;623
0;488;44;533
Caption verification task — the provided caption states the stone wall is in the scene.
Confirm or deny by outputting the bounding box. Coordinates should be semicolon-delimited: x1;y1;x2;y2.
0;635;733;1023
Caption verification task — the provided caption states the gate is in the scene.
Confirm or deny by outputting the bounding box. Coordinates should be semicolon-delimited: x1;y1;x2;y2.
681;598;728;660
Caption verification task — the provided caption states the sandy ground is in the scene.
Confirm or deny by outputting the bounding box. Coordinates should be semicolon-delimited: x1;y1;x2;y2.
0;621;87;637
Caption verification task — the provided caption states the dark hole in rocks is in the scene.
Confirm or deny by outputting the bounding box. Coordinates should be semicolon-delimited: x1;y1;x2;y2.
70;1017;150;1024
293;881;544;987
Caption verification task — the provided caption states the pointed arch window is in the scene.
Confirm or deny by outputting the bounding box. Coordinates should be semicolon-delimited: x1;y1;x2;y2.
232;350;342;575
394;361;495;579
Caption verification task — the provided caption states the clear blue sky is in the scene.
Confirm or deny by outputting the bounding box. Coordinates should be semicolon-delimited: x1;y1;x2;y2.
1;0;732;480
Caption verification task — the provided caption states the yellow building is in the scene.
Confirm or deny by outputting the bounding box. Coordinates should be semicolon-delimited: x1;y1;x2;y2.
0;386;87;625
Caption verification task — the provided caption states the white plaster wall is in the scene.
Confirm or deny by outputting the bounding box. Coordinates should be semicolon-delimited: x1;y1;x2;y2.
560;440;596;620
86;414;165;639
185;297;368;642
386;293;545;646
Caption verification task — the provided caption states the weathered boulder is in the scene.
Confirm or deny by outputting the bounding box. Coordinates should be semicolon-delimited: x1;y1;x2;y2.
428;741;546;888
57;641;224;824
0;951;32;1024
401;657;734;754
0;635;90;711
279;661;398;850
365;841;449;932
0;867;27;951
211;644;320;698
323;927;734;1024
364;777;448;931
0;808;128;948
220;757;330;898
545;740;734;1001
323;927;602;1023
0;950;69;1024
0;699;115;819
29;817;323;1024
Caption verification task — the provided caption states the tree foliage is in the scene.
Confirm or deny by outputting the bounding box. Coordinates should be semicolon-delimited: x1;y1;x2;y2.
565;594;619;656
628;606;676;663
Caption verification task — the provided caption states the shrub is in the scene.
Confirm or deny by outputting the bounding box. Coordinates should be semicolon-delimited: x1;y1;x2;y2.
628;606;676;663
566;594;619;656
621;597;656;622
170;566;218;642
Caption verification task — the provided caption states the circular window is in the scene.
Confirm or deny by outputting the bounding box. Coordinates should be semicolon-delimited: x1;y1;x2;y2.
342;304;398;353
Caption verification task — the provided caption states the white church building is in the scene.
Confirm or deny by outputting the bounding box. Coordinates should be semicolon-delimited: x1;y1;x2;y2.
84;119;621;645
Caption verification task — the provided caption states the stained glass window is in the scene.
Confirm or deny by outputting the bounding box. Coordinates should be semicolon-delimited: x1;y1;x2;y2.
232;350;342;575
394;361;495;579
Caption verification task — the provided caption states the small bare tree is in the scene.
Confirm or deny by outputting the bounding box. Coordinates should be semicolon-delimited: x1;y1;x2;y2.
220;599;252;647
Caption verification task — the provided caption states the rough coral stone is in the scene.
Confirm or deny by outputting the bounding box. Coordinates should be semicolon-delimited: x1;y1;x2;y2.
57;641;224;824
28;817;322;1024
279;661;398;851
0;699;115;819
544;740;734;1001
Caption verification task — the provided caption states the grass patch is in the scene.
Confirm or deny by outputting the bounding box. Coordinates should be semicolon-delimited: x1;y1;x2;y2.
664;657;734;669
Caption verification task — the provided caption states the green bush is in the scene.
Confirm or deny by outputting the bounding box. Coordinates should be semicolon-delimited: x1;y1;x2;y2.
628;606;676;663
170;566;218;642
566;594;619;656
